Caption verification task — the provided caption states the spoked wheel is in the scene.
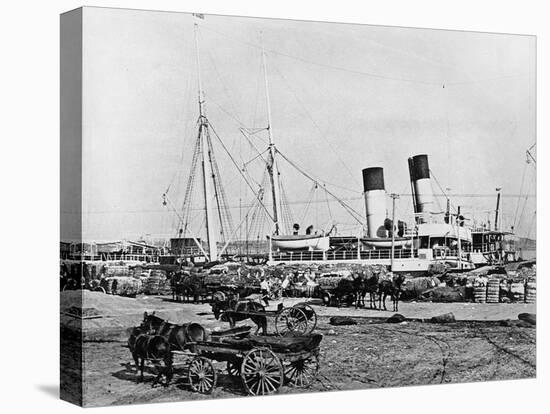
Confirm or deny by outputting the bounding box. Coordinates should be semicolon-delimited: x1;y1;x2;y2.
240;348;283;396
284;354;320;388
294;303;317;334
187;356;217;394
226;360;240;376
275;307;308;336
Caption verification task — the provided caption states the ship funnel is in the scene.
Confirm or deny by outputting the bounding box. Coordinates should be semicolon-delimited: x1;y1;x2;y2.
408;154;434;223
362;167;387;238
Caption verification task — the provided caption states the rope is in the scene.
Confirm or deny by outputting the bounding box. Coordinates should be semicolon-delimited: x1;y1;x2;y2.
512;161;528;229
199;25;446;87
208;122;275;223
300;183;317;224
277;149;365;225
271;61;360;187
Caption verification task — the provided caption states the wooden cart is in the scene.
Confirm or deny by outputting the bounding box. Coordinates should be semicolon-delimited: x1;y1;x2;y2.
174;332;322;396
220;302;318;336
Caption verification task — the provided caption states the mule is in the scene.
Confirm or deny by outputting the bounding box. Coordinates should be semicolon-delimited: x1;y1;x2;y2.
128;327;173;386
140;312;207;351
354;270;380;309
211;299;267;335
378;273;406;312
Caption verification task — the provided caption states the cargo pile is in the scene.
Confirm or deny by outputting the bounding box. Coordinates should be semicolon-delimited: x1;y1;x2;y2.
144;269;171;295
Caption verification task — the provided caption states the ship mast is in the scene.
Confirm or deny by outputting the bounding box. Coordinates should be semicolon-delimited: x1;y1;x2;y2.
194;23;218;261
261;35;284;236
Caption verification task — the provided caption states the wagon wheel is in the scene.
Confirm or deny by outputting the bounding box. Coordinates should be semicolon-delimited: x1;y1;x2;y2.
226;360;240;376
240;348;283;396
187;357;217;394
284;354;320;388
294;303;317;334
275;307;308;336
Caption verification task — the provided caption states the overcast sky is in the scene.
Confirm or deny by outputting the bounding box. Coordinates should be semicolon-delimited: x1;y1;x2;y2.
77;7;536;242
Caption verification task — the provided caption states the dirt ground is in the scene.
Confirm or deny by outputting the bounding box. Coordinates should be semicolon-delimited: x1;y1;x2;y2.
60;294;536;407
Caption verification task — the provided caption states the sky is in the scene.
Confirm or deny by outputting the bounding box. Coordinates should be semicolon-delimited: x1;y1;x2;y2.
74;7;536;242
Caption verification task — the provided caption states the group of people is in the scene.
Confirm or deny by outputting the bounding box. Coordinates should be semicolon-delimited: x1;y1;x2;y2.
258;268;320;299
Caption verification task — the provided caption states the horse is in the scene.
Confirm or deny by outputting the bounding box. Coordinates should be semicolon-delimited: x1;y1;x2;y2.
211;298;267;335
128;327;173;386
378;273;406;312
353;270;380;309
140;312;207;351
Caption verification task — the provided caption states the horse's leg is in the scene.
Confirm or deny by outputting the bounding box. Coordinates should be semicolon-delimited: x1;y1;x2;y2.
132;351;139;373
139;358;145;383
164;356;173;386
261;316;267;336
152;361;161;386
394;291;400;312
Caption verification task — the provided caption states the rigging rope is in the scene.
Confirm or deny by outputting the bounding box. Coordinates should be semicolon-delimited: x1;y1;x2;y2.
208;122;275;222
512;161;528;229
300;183;317;224
271;61;360;187
276;149;365;225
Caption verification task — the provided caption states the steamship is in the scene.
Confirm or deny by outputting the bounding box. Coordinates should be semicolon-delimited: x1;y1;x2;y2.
268;153;520;272
268;154;483;272
165;22;518;273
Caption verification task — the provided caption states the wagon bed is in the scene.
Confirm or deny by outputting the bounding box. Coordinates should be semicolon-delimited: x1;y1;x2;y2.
170;332;322;395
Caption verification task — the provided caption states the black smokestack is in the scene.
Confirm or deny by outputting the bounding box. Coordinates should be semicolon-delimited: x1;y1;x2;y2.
409;154;430;181
362;167;385;192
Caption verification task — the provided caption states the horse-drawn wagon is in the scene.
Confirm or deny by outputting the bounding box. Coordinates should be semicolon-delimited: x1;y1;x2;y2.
210;295;318;337
181;329;322;395
316;271;357;307
128;313;322;396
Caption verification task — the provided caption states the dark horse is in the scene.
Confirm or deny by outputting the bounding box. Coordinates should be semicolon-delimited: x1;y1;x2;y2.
378;273;406;312
352;270;380;309
140;312;207;351
211;298;267;335
128;327;173;385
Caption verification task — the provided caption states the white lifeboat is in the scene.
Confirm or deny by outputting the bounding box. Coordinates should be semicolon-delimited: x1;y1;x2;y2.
269;234;330;251
360;237;412;248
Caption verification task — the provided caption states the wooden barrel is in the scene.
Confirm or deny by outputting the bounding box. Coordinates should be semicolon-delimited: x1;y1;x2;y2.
510;282;525;302
486;279;500;303
473;285;487;303
525;281;536;304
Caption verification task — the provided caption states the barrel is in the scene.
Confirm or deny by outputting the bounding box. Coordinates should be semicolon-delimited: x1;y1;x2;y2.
510;282;525;302
525;281;536;304
473;285;487;303
486;279;500;303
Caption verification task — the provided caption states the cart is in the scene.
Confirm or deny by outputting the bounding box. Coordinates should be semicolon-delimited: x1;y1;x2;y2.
221;301;318;336
171;328;322;395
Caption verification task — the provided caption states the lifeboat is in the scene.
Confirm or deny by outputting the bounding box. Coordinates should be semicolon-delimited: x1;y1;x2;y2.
269;234;330;251
360;237;412;248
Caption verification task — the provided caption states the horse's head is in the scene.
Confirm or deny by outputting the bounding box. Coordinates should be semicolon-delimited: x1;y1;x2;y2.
211;299;230;320
141;311;162;334
393;273;406;288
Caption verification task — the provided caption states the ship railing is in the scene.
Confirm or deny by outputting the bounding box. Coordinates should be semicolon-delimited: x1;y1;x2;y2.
471;244;497;253
271;248;417;262
433;249;470;259
60;253;161;263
